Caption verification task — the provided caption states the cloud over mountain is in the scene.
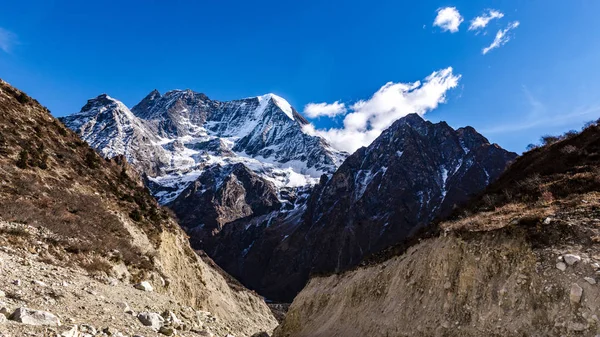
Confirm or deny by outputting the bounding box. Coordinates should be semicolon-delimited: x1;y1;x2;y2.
303;67;461;153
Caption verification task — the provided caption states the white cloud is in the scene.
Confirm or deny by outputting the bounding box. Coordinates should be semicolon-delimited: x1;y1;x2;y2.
304;67;461;153
303;101;347;118
482;21;520;55
0;27;17;53
469;9;504;31
433;7;463;33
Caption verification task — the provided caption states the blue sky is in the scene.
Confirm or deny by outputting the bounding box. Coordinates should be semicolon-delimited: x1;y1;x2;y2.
1;1;599;153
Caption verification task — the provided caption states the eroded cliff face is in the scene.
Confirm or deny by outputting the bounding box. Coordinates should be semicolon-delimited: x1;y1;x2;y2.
153;229;278;336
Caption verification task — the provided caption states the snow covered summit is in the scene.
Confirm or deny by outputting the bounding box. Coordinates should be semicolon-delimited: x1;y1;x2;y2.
61;89;346;204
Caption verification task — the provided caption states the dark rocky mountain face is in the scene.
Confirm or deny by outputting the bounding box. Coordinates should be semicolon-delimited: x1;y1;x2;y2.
291;114;517;270
170;163;282;240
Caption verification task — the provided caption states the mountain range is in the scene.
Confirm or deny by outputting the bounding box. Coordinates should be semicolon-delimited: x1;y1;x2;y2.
6;79;595;337
61;89;517;301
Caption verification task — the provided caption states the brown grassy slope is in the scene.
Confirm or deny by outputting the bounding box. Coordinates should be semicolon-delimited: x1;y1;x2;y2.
0;79;172;270
452;122;600;216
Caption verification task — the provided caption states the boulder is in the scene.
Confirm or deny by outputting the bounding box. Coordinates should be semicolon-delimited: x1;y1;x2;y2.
134;281;153;292
9;307;61;326
564;254;582;266
556;262;567;271
137;312;164;330
570;283;583;305
159;325;176;335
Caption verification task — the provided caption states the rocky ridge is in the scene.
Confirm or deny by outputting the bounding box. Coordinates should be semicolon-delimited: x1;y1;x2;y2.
61;90;345;204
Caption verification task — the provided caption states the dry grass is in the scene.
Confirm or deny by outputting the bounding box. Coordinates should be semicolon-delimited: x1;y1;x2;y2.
0;79;174;273
78;255;114;275
441;203;555;232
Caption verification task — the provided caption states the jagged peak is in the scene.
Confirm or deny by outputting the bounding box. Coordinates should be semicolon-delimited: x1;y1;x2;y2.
80;93;125;113
457;125;491;150
397;113;426;125
256;93;295;120
144;89;161;101
131;89;162;115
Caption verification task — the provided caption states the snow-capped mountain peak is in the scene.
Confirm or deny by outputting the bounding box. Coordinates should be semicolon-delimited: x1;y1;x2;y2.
256;93;295;121
62;90;347;205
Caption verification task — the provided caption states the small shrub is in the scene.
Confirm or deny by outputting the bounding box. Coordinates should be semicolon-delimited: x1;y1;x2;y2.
16;92;31;104
84;149;100;169
525;144;539;151
57;126;68;136
539;190;554;205
38;153;49;169
119;167;129;182
81;256;113;275
16;149;29;169
562;130;578;139
129;209;142;222
502;188;513;201
65;241;92;254
540;135;560;146
583;120;598;130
